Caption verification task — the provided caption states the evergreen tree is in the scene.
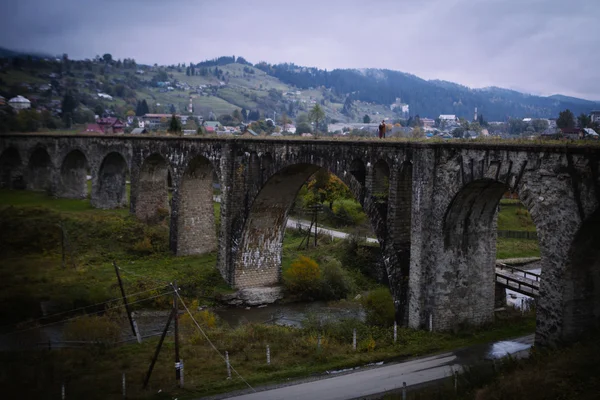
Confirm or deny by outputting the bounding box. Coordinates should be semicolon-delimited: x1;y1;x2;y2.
168;114;182;133
363;114;371;123
309;104;325;137
141;99;150;115
241;108;248;122
186;67;190;76
557;109;575;129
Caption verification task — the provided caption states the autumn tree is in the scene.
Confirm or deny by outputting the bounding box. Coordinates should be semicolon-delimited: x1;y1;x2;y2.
304;169;352;209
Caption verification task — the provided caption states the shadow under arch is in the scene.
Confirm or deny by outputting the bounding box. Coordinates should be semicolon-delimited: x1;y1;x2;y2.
562;207;600;341
234;162;379;289
0;147;23;189
58;149;88;199
174;155;217;256
92;152;129;209
27;147;53;192
439;178;527;329
136;153;170;222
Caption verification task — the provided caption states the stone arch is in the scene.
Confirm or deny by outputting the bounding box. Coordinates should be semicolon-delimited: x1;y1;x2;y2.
561;207;600;341
438;178;509;327
388;161;413;325
0;147;23;189
58;150;88;199
233;159;384;289
136;153;170;222
372;159;390;199
235;163;321;288
349;159;366;186
27;147;53;192
260;152;274;183
92;152;128;209
175;155;217;256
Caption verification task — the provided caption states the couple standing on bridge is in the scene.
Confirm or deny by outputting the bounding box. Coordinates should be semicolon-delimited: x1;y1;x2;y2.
378;120;387;139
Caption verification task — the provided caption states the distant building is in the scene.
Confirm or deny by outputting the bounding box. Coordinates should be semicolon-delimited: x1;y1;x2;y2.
421;118;435;128
97;117;125;134
439;114;458;122
97;93;113;100
204;121;221;131
0;95;5;106
8;95;31;110
82;124;104;134
591;111;600;124
559;127;583;140
130;128;148;134
142;113;182;129
583;128;599;138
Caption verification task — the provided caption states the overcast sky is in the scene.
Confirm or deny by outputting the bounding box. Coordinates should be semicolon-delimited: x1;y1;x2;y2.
1;0;599;99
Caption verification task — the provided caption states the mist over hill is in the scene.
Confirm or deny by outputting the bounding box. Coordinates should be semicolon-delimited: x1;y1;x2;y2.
248;62;599;120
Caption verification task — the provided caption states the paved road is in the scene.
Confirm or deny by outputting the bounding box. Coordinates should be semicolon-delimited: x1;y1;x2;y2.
218;335;534;400
285;218;378;244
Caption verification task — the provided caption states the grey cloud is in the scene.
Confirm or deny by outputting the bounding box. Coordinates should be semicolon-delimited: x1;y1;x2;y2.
0;0;598;99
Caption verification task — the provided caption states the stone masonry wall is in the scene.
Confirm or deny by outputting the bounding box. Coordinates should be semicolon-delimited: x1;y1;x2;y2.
1;135;599;346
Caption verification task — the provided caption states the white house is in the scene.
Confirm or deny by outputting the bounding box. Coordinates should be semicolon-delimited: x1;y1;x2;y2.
439;114;458;122
8;95;31;110
98;93;113;100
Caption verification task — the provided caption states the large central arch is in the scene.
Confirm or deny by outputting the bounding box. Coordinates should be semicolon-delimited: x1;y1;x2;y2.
235;163;321;288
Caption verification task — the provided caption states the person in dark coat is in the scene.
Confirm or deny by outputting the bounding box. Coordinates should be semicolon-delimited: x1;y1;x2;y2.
378;120;386;139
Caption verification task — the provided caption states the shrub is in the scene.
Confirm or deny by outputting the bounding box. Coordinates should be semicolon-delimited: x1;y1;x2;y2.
362;287;395;327
332;199;366;226
283;256;321;299
358;335;376;352
320;257;355;300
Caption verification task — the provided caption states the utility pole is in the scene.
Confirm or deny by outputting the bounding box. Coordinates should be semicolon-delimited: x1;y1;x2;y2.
114;261;137;337
60;222;66;269
314;205;318;247
143;307;175;389
173;281;181;386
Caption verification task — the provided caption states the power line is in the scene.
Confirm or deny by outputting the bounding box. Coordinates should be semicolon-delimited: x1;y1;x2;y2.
174;288;256;393
0;284;170;332
0;290;173;338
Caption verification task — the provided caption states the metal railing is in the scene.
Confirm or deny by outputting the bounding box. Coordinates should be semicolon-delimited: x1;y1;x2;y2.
496;263;540;282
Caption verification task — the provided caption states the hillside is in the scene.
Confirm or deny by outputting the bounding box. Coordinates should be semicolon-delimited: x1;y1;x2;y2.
0;49;599;133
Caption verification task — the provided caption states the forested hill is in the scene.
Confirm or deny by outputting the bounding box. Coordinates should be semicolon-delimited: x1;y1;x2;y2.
252;62;599;120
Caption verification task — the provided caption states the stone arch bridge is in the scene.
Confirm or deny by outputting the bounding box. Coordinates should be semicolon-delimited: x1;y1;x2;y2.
1;134;599;347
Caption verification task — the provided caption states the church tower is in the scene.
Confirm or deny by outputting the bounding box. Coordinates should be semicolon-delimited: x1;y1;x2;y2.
188;97;193;114
474;107;478;122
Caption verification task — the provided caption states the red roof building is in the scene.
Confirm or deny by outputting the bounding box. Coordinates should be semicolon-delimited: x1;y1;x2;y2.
97;117;125;134
82;123;104;134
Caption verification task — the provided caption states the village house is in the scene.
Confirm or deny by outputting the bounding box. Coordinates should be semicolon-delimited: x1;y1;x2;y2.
96;117;125;134
8;95;31;110
142;114;185;129
81;123;104;134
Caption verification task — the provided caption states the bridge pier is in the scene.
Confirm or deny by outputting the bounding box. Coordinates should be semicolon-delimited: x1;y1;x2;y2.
1;135;599;348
